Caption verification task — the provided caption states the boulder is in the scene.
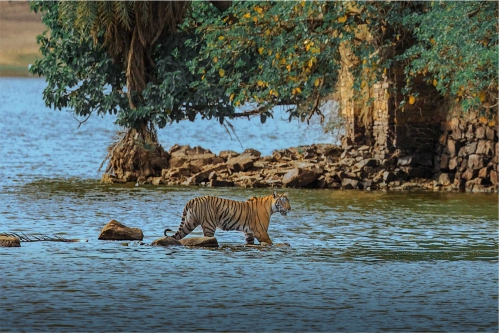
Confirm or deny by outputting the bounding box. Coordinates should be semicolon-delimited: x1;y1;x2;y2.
282;168;321;188
341;178;359;189
0;235;20;247
180;237;219;247
243;148;262;158
438;173;453;186
355;158;377;169
187;164;228;185
383;171;396;183
98;220;144;241
151;236;182;247
227;153;257;172
219;150;239;160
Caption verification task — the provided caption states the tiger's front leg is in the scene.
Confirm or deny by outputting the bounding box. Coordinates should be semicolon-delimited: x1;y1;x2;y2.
244;232;255;245
256;232;273;246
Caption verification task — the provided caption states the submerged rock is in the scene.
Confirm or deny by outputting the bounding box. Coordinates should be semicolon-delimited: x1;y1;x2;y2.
179;237;219;247
0;235;20;247
98;220;144;241
151;236;182;247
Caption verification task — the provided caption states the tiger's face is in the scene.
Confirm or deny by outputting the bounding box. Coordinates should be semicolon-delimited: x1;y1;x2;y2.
272;191;291;216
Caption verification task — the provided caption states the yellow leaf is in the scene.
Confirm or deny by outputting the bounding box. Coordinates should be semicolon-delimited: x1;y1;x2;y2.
314;78;321;87
433;79;438;87
243;13;251;19
254;6;263;14
213;56;218;63
295;87;302;94
308;57;316;68
430;38;435;45
257;80;264;87
292;88;296;95
409;95;416;105
230;93;235;101
235;100;240;106
337;15;347;23
218;36;224;41
478;91;486;102
219;69;225;77
258;47;264;55
286;64;292;71
253;16;258;23
300;1;306;7
280;58;286;65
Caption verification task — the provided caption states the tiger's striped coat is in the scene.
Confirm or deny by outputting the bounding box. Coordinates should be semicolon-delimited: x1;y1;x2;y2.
165;191;290;245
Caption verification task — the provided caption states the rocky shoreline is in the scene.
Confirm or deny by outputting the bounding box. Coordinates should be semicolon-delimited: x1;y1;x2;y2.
102;141;497;193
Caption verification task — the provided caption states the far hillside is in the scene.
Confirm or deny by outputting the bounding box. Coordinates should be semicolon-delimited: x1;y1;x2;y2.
0;1;44;77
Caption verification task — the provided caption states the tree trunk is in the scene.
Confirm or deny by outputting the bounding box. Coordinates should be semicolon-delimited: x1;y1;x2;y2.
101;119;170;183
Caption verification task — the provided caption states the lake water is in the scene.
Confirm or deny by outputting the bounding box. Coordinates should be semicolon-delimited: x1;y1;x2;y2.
0;78;498;332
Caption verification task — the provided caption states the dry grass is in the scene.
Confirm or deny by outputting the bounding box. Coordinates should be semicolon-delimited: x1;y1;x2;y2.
0;1;45;76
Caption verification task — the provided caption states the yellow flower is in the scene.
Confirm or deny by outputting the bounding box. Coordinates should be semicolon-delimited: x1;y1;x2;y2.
409;95;416;105
219;69;225;77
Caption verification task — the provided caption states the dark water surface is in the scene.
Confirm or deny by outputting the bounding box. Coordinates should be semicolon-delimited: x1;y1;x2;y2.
0;78;498;332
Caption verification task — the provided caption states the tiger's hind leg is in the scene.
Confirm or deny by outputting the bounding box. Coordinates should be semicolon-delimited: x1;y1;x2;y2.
244;232;255;245
173;209;200;240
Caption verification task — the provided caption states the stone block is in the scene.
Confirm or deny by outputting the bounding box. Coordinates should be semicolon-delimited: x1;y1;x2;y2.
448;156;459;171
465;142;478;155
476;140;493;155
440;154;450;170
490;170;498;185
475;126;485;139
447;139;461;157
468;154;484;170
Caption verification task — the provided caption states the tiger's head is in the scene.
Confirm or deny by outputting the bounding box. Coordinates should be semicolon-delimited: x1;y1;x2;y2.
272;191;291;216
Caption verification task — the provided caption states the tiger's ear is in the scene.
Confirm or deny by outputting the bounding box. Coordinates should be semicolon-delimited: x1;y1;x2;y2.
273;190;278;198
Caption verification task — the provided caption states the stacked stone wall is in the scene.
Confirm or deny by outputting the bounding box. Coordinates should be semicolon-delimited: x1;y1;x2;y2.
435;113;498;192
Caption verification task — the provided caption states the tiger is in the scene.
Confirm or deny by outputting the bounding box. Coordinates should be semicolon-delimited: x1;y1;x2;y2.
164;191;291;245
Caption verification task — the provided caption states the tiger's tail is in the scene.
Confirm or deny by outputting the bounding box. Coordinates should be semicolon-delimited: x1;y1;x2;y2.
164;206;189;239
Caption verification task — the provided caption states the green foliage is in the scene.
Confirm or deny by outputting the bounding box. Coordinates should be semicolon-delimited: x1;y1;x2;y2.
399;1;498;112
29;1;231;129
189;1;357;121
30;0;497;133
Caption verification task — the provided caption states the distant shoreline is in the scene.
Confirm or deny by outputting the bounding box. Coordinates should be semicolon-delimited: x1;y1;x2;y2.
0;1;44;77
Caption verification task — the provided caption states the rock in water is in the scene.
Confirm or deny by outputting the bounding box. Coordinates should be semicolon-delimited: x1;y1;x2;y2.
0;235;20;247
98;220;144;241
179;237;219;247
151;236;182;247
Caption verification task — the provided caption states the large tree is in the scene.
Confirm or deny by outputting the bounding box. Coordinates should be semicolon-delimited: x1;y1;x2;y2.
31;1;235;182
